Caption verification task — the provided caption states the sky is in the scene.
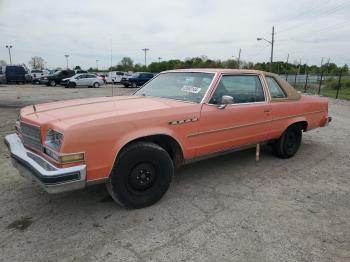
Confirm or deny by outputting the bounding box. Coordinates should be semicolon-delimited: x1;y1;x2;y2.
0;0;349;69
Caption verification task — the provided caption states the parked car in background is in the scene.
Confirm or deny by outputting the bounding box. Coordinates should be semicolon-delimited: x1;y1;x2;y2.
40;69;75;86
5;69;331;208
120;72;154;87
63;73;104;88
107;71;130;84
30;69;45;83
97;73;107;84
0;65;26;84
75;69;88;74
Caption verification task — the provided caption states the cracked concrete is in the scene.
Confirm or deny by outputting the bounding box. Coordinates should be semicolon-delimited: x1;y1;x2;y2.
0;84;349;261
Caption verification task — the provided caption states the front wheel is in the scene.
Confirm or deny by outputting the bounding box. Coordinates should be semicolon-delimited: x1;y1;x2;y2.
131;82;137;88
49;80;56;87
68;82;76;88
107;142;174;209
93;82;100;88
272;124;302;158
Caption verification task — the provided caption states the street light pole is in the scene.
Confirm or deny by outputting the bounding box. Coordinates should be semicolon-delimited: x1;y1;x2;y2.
237;48;241;69
158;57;162;63
5;45;13;65
64;54;69;69
96;59;99;70
257;25;275;71
142;48;150;67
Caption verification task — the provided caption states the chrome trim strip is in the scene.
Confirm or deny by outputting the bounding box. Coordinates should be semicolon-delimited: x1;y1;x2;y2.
185;140;270;164
5;133;86;194
188;110;325;138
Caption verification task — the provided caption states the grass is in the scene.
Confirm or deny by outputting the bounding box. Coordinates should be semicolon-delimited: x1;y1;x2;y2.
294;84;350;101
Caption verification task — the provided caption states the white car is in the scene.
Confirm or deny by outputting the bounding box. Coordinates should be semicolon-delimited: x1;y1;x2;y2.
63;73;104;88
30;70;45;83
107;71;129;84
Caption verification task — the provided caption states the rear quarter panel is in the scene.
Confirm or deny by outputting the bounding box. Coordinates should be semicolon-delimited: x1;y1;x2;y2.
268;95;328;139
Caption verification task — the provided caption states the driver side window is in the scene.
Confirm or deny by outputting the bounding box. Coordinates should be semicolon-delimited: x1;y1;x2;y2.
210;75;265;104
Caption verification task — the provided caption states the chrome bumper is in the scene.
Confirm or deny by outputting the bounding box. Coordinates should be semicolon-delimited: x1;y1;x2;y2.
324;116;332;126
4;133;86;193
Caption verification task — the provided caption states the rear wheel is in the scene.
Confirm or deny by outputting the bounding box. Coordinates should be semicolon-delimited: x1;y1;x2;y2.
107;142;174;208
131;82;137;88
93;82;100;88
272;124;302;158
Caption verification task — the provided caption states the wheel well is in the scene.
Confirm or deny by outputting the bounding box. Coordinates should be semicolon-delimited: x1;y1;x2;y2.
292;121;308;131
119;135;184;168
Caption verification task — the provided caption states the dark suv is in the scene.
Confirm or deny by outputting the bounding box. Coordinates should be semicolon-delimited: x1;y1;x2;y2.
40;70;75;86
0;66;26;84
121;72;154;88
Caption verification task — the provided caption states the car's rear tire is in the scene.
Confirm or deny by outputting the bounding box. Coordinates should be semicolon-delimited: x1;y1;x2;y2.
131;82;137;88
272;124;302;158
106;142;174;209
93;82;100;88
49;80;56;87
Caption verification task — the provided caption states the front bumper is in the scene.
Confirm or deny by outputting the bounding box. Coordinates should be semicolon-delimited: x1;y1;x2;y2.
4;133;86;193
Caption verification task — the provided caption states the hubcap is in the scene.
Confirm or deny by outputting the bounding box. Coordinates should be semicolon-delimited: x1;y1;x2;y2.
128;162;156;192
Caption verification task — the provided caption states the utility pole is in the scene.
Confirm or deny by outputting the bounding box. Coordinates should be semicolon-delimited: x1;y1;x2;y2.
96;59;99;70
271;26;274;66
110;39;113;69
5;45;13;65
64;54;69;69
142;48;150;67
237;48;241;69
285;53;289;80
257;25;275;71
158;57;162;63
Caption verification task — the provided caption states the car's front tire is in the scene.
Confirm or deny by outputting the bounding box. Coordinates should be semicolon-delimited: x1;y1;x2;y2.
131;82;137;88
272;124;302;158
93;82;100;88
107;142;174;209
68;82;76;88
49;80;56;87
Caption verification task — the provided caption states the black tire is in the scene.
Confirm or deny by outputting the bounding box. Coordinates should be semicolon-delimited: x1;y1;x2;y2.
131;82;137;88
68;82;75;88
93;82;100;88
107;142;174;209
49;80;56;87
272;124;302;158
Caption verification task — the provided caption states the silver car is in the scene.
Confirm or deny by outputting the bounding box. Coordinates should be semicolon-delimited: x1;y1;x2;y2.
63;73;104;88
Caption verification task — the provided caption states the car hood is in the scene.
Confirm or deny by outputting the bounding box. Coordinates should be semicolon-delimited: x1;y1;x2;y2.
20;96;198;127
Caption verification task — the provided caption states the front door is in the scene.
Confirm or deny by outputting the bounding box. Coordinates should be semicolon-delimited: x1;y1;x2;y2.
193;74;272;157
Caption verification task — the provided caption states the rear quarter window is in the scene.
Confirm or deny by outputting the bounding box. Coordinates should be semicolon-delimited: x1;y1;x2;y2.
266;77;286;99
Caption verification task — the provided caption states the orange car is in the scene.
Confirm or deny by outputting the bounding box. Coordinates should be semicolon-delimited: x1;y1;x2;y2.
5;69;331;208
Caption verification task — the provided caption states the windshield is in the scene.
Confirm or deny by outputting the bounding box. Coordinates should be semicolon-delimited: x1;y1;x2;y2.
134;72;215;103
53;70;62;75
132;73;140;78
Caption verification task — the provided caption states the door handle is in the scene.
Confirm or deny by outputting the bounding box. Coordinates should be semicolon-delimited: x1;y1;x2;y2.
264;109;271;113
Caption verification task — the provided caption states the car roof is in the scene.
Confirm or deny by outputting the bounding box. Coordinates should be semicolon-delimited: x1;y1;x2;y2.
162;68;264;74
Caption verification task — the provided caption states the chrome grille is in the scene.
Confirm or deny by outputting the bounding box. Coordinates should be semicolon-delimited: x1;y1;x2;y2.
20;122;42;151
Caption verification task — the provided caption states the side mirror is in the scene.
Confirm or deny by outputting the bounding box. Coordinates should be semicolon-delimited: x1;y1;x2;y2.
218;95;234;109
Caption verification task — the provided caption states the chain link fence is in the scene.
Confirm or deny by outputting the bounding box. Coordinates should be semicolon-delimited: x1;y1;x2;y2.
280;73;350;100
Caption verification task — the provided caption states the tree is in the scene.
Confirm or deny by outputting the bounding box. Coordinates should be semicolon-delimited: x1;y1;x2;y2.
119;57;134;71
74;65;81;70
0;60;6;66
29;56;45;70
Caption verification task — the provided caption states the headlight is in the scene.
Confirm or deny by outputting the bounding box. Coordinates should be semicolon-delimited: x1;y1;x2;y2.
45;128;63;150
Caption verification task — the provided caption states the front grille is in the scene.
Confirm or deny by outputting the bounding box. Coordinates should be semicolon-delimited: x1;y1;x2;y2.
20;122;42;152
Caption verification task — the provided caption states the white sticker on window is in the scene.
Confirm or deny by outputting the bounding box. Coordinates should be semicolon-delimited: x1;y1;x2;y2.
181;85;201;94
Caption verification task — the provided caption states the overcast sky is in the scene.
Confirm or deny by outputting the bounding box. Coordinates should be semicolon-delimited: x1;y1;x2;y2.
0;0;349;69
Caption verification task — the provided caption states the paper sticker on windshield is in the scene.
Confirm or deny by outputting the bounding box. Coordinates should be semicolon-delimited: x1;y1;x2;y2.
181;85;201;94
